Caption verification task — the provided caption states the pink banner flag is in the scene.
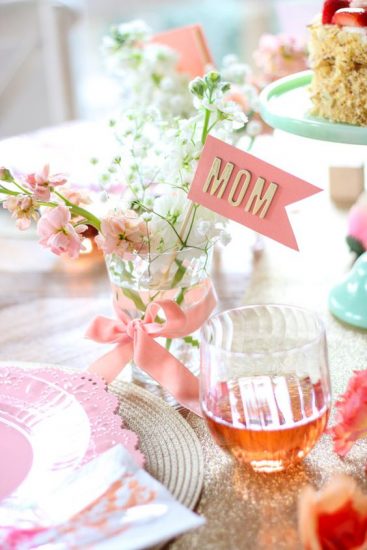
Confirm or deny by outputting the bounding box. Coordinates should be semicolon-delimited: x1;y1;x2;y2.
188;136;322;250
152;24;213;78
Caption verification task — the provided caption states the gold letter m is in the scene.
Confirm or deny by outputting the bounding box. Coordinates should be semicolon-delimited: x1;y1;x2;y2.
244;177;278;219
202;157;234;199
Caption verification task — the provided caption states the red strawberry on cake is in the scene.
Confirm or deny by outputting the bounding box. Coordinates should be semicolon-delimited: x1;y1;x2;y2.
322;0;350;24
332;7;367;25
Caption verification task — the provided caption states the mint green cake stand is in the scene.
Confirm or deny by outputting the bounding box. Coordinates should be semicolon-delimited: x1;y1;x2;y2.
260;71;367;329
259;71;367;146
328;253;367;329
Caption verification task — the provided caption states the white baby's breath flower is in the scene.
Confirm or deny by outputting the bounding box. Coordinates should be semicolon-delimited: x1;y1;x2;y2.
222;54;239;67
118;19;150;38
219;230;231;246
246;119;262;137
197;220;211;236
160;76;175;92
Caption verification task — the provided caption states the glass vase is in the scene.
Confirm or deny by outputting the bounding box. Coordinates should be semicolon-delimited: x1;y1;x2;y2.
105;247;214;394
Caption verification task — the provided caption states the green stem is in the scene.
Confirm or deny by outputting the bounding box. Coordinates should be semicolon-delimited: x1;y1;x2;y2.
0;187;18;196
38;200;59;207
138;203;185;246
201;88;214;144
54;191;101;231
247;136;256;152
206;115;221;136
183;204;199;247
12;181;30;194
201;108;211;145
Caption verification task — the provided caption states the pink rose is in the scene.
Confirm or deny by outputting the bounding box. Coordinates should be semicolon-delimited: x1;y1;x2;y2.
25;164;67;200
37;205;87;259
95;210;148;258
329;370;367;457
298;475;367;550
3;194;38;230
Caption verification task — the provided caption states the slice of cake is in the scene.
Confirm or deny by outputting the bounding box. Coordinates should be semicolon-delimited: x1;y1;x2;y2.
309;0;367;126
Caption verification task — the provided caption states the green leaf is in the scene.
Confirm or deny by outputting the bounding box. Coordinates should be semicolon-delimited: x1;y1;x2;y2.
171;259;186;288
183;336;200;348
346;236;365;257
152;73;162;86
110;260;135;284
121;288;146;312
175;287;187;306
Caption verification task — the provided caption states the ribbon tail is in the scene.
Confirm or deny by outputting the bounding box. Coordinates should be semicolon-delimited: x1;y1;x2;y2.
134;328;202;417
88;341;134;383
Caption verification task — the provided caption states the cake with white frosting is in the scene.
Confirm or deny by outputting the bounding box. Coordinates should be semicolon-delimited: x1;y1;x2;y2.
309;0;367;126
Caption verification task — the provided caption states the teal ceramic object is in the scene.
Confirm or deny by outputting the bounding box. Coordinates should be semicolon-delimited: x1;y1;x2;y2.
259;71;367;146
329;253;367;330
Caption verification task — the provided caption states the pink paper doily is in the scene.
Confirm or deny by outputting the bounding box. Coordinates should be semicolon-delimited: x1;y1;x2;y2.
28;367;144;467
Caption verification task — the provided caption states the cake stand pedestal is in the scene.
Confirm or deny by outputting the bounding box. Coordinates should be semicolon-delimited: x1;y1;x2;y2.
260;72;367;329
259;71;367;146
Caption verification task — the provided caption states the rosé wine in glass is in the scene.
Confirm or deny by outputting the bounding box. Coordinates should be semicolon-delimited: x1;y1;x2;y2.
200;305;331;473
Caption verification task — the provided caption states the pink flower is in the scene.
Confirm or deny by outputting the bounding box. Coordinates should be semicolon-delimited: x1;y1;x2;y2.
62;187;91;206
37;205;87;259
3;194;38;230
329;370;367;457
298;475;367;550
95;210;148;258
1;526;46;550
348;193;367;253
25;164;67;200
253;34;308;84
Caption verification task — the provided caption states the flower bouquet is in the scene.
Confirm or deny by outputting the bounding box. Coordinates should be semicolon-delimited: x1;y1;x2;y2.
0;68;249;407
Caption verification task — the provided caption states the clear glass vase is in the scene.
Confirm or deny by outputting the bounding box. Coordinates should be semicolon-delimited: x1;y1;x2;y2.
105;247;214;396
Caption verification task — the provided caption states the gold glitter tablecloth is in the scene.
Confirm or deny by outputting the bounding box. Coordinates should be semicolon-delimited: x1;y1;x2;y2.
171;195;367;550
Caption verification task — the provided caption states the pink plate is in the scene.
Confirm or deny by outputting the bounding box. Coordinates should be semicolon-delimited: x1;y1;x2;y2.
0;364;143;514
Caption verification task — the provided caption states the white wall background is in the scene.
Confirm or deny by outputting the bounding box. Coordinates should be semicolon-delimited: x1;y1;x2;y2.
0;0;319;138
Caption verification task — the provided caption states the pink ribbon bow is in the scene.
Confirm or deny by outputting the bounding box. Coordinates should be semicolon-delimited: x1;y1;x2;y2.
86;282;216;416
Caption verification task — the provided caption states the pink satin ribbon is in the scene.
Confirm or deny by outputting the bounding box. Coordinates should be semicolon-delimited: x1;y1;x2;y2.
86;281;216;416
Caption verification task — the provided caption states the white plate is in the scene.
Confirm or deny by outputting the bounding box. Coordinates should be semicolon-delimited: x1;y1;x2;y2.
0;366;90;516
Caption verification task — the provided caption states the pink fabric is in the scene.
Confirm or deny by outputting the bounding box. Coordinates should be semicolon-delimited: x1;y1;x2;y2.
348;203;367;250
86;281;216;417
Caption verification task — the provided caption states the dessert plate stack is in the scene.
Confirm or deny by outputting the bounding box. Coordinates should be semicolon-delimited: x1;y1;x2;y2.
0;364;143;522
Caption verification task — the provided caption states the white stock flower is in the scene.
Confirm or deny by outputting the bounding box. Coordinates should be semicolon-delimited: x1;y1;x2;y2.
221;56;252;85
216;100;248;128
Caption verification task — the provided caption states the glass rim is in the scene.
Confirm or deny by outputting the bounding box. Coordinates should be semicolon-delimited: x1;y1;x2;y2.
201;303;326;357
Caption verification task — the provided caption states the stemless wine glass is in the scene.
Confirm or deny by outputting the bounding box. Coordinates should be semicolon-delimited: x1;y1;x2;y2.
200;305;331;473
